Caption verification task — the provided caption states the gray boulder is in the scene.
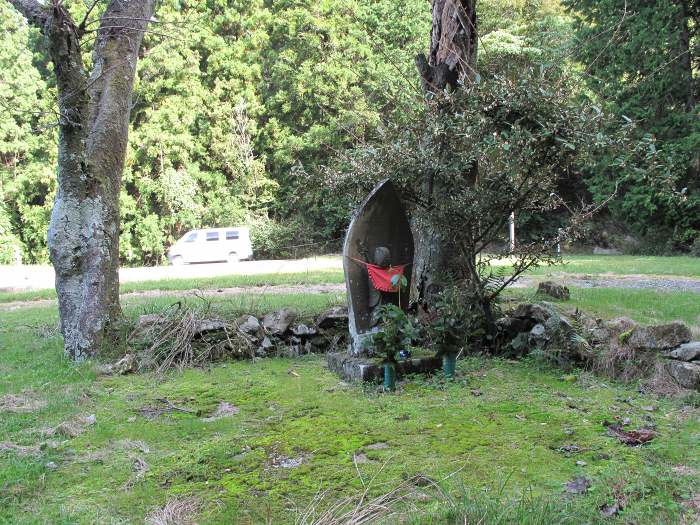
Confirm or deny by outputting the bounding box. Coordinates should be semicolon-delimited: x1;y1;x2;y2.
529;323;547;347
193;319;226;337
512;303;553;324
666;361;700;390
256;336;274;357
537;281;570;300
588;327;611;345
628;322;691;351
263;308;297;335
605;317;638;333
496;316;531;337
665;342;700;362
316;307;349;329
291;324;317;337
235;315;263;339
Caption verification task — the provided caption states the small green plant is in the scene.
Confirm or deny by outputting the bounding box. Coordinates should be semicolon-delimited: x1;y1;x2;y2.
426;286;495;357
619;329;634;345
370;304;418;364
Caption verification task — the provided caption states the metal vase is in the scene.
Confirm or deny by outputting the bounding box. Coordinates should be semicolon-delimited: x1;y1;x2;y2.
443;353;457;379
383;362;396;391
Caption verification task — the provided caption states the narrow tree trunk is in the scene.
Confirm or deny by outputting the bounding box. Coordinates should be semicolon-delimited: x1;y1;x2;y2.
413;0;478;306
9;0;155;360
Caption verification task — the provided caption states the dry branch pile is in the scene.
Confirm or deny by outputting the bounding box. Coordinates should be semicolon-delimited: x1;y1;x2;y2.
126;302;349;374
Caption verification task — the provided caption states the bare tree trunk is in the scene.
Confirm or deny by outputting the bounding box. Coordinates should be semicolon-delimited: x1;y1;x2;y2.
8;0;156;360
413;0;478;305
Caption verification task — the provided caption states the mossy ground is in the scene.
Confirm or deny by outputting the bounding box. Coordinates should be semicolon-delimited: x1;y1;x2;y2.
1;292;699;524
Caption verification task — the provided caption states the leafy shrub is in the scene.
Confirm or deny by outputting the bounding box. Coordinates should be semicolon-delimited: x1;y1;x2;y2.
249;217;324;260
369;304;420;363
0;204;20;264
690;235;700;257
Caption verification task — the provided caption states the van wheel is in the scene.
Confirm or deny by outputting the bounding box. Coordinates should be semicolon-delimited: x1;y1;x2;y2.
171;256;185;266
227;252;240;263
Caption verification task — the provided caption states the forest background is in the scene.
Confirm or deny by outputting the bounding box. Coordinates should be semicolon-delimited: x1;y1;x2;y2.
1;0;698;265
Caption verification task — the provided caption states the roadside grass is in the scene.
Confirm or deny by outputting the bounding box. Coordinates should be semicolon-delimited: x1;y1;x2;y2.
1;295;698;524
493;254;700;278
506;287;700;330
0;270;346;304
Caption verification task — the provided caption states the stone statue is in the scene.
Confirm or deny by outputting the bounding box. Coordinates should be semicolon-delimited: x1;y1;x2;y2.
363;245;392;328
343;180;414;356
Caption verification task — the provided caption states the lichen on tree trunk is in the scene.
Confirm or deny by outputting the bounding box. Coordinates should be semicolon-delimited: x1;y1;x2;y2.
9;0;156;360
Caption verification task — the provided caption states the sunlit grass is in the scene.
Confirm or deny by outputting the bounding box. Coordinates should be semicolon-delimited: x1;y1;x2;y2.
1;294;697;524
505;287;700;330
490;254;700;278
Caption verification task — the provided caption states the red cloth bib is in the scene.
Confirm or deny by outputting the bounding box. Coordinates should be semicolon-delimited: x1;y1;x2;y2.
349;257;409;293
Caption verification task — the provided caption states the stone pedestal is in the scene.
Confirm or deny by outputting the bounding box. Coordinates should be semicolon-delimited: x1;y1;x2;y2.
326;352;441;383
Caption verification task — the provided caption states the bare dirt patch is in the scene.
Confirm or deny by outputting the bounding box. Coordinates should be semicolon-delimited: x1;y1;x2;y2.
0;442;40;457
44;414;96;438
0;392;46;413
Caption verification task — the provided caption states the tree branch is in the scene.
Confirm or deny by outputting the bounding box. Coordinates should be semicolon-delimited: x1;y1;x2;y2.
6;0;49;27
77;0;101;37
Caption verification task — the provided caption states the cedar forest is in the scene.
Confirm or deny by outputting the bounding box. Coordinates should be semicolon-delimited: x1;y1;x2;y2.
1;0;698;266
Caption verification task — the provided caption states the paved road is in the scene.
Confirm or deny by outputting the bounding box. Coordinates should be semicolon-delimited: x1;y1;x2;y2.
0;257;343;292
3;258;700;295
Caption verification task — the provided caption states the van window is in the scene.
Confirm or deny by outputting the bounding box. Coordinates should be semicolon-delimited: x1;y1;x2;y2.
206;232;219;242
226;230;239;240
184;232;197;242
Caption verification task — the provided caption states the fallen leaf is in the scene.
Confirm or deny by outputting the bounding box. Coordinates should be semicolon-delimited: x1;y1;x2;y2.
603;421;655;446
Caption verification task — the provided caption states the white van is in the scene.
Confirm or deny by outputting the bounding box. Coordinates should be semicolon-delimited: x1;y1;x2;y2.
167;227;253;265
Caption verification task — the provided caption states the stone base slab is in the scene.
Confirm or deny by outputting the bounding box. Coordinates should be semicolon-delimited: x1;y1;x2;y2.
326;352;441;383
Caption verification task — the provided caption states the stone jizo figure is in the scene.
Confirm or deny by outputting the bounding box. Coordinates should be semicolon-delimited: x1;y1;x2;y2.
343;179;414;356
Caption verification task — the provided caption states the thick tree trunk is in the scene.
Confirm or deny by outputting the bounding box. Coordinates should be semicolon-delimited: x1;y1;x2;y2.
413;0;477;306
8;0;155;360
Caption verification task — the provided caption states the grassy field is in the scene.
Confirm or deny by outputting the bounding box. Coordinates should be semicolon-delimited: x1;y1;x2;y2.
496;254;700;278
507;288;700;331
1;292;699;524
2;258;700;523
